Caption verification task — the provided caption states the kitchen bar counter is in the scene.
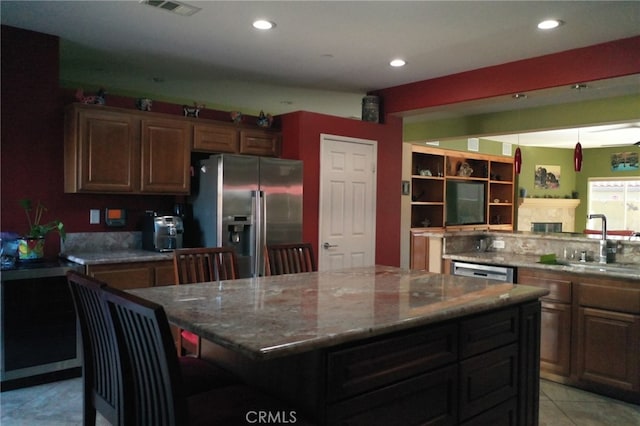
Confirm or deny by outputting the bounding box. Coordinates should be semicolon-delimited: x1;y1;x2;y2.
129;265;548;360
60;249;172;265
130;265;547;424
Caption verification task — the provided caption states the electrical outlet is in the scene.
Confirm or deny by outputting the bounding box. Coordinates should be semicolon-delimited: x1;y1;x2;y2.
90;209;100;224
493;239;505;249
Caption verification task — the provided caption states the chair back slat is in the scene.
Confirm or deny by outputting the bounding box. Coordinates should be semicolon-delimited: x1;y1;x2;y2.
173;247;239;284
104;286;187;426
264;243;316;276
67;271;125;426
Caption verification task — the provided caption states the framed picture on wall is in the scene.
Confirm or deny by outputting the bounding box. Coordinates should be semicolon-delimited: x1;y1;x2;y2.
534;165;560;189
611;152;639;171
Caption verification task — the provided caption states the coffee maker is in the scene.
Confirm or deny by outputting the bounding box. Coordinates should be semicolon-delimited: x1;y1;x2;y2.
142;214;184;252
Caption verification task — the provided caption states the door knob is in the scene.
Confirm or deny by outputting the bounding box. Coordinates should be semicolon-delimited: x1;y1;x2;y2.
323;242;338;249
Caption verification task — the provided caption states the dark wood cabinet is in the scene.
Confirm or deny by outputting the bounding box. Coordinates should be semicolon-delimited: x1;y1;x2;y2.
574;279;640;403
65;104;191;194
65;104;282;194
518;268;572;380
193;122;238;153
140;118;191;193
239;128;281;156
519;267;640;404
86;260;175;290
203;301;541;425
576;307;640;393
539;302;572;377
64;106;138;193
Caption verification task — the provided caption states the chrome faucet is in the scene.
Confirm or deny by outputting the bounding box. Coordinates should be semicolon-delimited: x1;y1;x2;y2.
588;213;610;264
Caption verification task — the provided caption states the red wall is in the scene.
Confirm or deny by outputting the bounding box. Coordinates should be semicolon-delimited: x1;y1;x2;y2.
280;111;403;267
374;35;640;114
1;26;184;258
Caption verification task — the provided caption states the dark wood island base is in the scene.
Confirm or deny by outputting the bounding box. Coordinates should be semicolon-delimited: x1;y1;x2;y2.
202;300;542;425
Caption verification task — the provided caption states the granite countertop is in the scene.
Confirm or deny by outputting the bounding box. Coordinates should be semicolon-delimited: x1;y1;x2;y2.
61;249;173;265
443;251;640;280
129;265;548;360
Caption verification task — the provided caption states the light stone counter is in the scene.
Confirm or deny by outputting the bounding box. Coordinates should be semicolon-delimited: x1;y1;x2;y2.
443;251;640;280
129;265;548;360
60;231;172;265
61;249;172;265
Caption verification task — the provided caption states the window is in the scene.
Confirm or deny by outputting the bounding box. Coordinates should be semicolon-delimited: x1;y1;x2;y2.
587;178;640;231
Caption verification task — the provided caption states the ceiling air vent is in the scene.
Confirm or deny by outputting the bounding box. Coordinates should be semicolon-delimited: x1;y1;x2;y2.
140;0;201;16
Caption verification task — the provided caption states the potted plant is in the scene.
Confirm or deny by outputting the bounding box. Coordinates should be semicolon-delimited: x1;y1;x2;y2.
18;199;66;260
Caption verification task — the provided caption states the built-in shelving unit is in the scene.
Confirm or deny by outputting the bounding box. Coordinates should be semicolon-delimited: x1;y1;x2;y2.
410;145;515;231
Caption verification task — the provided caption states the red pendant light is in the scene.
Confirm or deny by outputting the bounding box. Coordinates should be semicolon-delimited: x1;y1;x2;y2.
574;142;583;172
514;147;522;174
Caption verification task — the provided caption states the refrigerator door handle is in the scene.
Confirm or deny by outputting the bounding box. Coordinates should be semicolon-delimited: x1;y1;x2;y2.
252;190;266;277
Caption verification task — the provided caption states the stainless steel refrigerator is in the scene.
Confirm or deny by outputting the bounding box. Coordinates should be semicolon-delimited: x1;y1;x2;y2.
190;154;303;278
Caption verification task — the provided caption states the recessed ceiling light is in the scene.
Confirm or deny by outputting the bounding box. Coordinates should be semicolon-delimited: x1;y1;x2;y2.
253;20;275;30
512;93;528;99
537;19;563;30
390;59;406;67
571;83;588;90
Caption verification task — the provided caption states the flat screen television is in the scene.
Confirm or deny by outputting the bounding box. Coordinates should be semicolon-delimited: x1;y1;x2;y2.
446;180;486;225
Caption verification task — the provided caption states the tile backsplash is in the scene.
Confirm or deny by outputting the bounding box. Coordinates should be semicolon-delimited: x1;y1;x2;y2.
62;232;141;252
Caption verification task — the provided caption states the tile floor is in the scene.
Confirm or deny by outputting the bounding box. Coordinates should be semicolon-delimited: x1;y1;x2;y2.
1;377;639;425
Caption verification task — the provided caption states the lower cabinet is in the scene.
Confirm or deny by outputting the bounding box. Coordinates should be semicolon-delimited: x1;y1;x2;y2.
325;303;538;426
410;231;444;272
575;280;640;403
519;267;640;404
576;307;640;393
86;260;175;290
517;268;572;380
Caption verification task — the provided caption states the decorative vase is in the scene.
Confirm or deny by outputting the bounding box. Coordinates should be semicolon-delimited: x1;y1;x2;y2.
17;237;45;261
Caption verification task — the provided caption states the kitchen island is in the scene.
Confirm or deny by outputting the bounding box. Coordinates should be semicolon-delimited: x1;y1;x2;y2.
130;265;548;425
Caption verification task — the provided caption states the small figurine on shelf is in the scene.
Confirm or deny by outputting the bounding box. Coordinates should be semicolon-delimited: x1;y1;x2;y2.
76;87;106;105
457;162;473;177
257;110;273;128
135;98;153;111
230;111;243;124
184;102;205;118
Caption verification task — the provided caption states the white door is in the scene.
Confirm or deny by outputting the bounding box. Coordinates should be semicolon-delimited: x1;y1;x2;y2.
319;134;377;271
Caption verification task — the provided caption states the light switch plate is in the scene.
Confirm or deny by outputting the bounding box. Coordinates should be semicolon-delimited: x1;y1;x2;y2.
90;209;100;224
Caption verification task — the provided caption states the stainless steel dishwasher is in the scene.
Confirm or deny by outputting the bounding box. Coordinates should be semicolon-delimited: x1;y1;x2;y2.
451;261;515;283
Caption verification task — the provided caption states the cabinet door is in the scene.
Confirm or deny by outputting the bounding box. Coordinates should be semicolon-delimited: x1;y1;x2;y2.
193;123;238;153
239;129;280;157
140;118;191;193
459;343;518;421
66;108;137;192
87;264;153;290
154;261;176;286
576;307;640;393
540;302;572;377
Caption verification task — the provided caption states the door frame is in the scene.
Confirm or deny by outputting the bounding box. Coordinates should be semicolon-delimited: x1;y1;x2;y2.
318;133;377;271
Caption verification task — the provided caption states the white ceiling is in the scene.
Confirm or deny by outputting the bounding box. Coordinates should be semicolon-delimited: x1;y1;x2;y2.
2;1;639;148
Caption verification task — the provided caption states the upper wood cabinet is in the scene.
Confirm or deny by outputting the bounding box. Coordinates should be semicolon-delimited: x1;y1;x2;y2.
239;128;281;157
64;106;139;193
65;104;191;194
65;104;282;194
193;122;238;153
140;118;191;193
